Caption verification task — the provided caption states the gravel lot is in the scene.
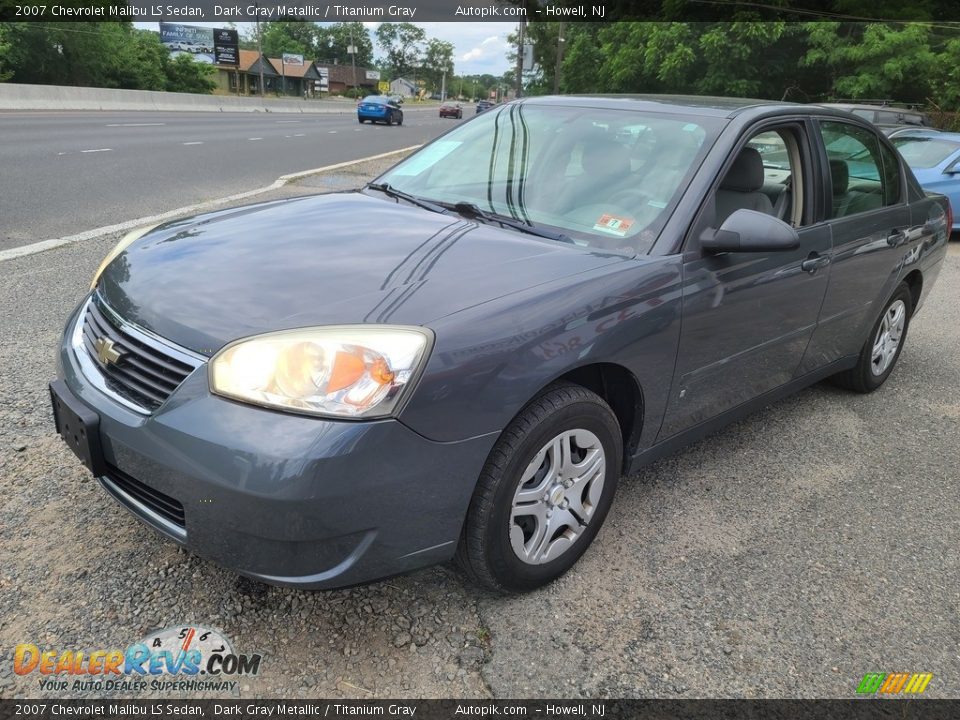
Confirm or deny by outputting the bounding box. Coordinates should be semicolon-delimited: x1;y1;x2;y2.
1;157;957;699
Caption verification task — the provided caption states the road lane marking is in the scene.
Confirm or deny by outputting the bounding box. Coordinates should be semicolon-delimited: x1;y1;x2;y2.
294;133;305;136
106;123;165;127
0;145;423;263
276;120;301;123
328;130;337;133
80;148;113;153
182;141;203;145
248;137;263;141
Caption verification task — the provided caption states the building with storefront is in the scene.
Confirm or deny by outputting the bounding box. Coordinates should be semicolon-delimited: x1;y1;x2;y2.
214;49;278;96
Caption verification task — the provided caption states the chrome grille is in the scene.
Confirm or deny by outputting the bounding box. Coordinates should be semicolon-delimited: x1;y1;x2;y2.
79;296;202;412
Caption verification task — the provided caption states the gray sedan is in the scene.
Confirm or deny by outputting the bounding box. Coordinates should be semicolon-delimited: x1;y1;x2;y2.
51;96;950;593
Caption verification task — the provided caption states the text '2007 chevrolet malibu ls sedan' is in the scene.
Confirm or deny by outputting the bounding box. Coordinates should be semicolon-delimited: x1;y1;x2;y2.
52;96;950;593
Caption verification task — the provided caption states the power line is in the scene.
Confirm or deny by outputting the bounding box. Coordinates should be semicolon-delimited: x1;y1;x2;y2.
687;0;960;31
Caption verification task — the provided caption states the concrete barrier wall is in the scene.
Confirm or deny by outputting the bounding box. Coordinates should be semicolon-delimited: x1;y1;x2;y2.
0;83;356;114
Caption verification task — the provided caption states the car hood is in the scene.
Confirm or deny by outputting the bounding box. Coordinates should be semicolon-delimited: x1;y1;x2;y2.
97;192;626;355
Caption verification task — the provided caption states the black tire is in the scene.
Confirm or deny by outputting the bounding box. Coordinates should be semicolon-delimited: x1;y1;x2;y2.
833;282;913;393
456;383;622;593
385;115;393;126
397;114;403;126
358;118;364;124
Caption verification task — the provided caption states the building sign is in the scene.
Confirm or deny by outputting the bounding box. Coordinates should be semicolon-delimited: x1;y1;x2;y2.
282;53;304;66
365;70;381;81
213;28;239;66
317;67;329;91
159;23;239;66
378;80;390;93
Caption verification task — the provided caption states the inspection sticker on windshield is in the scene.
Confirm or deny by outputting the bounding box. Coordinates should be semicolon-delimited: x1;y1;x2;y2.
391;141;462;176
594;214;634;237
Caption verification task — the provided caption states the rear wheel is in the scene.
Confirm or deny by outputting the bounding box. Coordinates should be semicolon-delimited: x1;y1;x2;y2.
456;383;622;593
357;118;364;124
833;282;913;393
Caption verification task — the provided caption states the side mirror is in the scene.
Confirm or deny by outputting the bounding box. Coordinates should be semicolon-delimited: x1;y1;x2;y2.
701;209;800;253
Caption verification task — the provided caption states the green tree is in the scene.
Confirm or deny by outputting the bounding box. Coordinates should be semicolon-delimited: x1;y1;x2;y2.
802;22;938;104
164;53;216;94
0;25;13;82
318;23;374;68
420;38;454;93
260;21;320;59
375;22;425;79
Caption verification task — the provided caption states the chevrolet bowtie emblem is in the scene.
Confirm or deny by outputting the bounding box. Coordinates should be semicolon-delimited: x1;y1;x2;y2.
94;337;121;366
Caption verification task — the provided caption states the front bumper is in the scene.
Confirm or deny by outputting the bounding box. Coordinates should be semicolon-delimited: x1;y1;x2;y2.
57;300;497;589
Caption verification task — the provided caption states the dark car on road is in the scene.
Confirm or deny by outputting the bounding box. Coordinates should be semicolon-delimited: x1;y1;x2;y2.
476;100;494;114
439;102;463;119
357;95;403;125
52;96;949;593
820;103;932;135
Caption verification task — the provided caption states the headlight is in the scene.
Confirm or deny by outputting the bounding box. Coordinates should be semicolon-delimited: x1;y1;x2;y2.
90;224;158;289
209;326;433;419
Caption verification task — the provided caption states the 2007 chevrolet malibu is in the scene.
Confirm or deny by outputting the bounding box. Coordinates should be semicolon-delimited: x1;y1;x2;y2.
52;96;950;593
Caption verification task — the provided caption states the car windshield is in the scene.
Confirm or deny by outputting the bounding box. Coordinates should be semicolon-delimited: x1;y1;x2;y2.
361;96;384;104
891;136;960;168
375;104;720;253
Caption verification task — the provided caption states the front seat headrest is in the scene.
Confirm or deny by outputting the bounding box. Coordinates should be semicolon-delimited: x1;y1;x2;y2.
581;138;630;178
829;159;849;195
720;147;765;192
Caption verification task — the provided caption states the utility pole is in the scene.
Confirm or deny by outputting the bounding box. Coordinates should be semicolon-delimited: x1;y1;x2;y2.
441;70;446;102
515;18;525;99
553;22;565;95
255;10;264;96
349;25;358;95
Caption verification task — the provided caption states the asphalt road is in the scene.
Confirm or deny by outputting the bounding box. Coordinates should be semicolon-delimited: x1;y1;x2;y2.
0;155;957;700
0;105;462;250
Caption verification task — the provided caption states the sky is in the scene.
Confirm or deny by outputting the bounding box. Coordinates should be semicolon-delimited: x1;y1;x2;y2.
134;22;515;76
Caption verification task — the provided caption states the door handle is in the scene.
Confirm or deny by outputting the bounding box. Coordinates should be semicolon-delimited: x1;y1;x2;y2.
801;253;831;274
887;229;907;247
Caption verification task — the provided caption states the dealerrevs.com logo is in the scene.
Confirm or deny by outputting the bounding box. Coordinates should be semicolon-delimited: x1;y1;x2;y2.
14;625;263;693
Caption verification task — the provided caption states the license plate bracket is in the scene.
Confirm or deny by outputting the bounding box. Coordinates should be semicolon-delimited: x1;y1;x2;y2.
50;379;106;477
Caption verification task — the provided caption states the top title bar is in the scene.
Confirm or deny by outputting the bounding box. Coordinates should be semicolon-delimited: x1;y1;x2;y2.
5;0;960;22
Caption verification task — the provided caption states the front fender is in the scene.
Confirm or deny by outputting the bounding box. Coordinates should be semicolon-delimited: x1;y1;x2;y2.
400;256;685;450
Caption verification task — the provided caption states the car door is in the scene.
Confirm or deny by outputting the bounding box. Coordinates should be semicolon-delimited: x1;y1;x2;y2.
657;121;832;440
798;119;912;373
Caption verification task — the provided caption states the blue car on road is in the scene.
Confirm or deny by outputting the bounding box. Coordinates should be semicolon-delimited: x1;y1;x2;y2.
357;95;403;126
891;130;960;231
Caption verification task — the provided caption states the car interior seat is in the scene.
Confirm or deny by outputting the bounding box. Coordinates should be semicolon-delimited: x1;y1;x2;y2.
830;159;851;217
715;147;775;225
555;137;632;213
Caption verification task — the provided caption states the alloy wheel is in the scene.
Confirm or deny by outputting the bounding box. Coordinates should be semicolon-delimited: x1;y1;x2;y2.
871;299;906;376
509;429;606;565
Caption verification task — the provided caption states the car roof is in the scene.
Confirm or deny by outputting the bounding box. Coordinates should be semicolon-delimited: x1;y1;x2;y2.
893;129;960;142
516;94;824;119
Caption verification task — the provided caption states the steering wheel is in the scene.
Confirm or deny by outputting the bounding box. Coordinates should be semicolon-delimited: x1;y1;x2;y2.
606;188;655;210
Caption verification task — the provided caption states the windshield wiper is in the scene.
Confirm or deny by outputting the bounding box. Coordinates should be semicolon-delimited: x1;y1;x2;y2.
366;182;448;214
444;201;574;244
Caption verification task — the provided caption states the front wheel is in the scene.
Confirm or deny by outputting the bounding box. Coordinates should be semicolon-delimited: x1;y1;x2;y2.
833;282;913;393
396;114;403;126
357;118;364;124
456;383;622;593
